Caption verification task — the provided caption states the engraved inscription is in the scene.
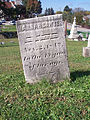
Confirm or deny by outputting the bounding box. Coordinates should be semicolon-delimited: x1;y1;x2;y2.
17;20;63;33
24;42;64;52
17;14;70;84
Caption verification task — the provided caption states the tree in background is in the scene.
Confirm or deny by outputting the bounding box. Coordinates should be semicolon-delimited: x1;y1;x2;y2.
74;11;84;25
0;0;6;18
0;1;26;20
26;0;42;17
73;8;86;25
84;11;90;16
56;11;62;14
5;8;16;20
63;5;73;23
16;5;26;19
45;8;54;16
63;11;73;23
22;0;27;6
0;1;15;20
34;0;42;15
64;5;72;12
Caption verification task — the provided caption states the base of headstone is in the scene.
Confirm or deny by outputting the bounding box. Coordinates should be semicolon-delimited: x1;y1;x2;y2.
26;77;70;84
83;47;90;57
68;38;78;41
74;39;78;41
82;38;87;41
68;38;74;41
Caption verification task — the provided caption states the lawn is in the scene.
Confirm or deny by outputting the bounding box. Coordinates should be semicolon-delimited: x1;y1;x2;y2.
0;38;90;120
0;25;16;32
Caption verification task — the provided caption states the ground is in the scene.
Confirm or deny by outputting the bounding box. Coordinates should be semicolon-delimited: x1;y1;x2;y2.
0;25;16;32
0;38;90;120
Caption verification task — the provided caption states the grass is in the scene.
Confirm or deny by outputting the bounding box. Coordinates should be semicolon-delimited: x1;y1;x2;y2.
0;25;16;32
0;38;90;120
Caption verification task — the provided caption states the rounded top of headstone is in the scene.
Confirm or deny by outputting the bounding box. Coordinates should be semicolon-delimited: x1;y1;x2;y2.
16;14;62;25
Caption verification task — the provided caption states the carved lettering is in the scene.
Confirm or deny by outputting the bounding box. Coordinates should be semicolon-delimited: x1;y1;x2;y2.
17;20;63;33
17;14;70;84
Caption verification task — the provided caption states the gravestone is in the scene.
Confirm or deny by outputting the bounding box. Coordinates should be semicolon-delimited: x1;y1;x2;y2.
0;42;5;45
83;34;90;57
16;14;70;84
68;17;79;40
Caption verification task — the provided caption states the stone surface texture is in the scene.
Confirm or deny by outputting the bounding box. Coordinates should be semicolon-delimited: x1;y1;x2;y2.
83;47;90;57
83;34;90;57
16;14;70;84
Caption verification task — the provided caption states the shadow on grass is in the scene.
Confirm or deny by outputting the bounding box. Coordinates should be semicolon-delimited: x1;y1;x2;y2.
70;70;90;82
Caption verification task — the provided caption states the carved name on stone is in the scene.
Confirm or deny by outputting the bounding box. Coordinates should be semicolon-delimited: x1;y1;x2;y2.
17;14;70;84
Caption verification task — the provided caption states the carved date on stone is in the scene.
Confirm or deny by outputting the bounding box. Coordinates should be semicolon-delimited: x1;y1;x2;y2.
17;14;70;84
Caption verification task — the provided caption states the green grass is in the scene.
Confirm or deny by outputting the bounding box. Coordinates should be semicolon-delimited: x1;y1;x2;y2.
0;39;90;120
0;25;16;32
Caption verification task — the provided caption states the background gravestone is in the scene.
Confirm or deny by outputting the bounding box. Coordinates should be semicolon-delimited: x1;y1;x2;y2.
68;17;79;41
16;14;70;84
83;34;90;57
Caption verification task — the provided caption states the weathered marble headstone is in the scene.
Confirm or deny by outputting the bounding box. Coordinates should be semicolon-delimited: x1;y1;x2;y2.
16;14;70;84
83;34;90;57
